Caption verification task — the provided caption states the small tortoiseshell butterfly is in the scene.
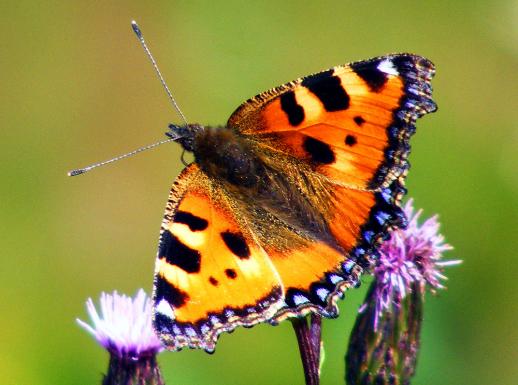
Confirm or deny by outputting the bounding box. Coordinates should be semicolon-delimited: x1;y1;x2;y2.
152;54;436;352
68;23;436;354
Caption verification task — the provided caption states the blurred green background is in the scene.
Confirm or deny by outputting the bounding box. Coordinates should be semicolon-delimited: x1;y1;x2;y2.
1;1;517;384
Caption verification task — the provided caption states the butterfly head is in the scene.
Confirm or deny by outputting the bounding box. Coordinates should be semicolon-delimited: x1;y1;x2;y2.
166;123;205;152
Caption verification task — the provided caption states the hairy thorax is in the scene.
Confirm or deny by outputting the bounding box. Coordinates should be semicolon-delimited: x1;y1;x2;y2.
192;126;265;189
175;125;332;242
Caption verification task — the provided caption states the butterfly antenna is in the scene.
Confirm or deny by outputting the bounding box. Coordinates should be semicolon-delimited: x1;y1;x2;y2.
67;137;177;176
131;20;189;126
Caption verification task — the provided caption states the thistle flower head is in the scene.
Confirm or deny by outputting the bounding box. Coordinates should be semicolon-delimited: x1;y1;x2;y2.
371;199;460;329
77;289;163;359
346;200;460;385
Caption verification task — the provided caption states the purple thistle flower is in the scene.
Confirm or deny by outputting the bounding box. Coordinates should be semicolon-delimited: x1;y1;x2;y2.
369;199;460;330
78;289;163;358
78;289;165;385
346;199;460;385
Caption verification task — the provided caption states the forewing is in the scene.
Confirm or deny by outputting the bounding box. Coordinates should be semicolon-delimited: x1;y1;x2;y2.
227;54;436;190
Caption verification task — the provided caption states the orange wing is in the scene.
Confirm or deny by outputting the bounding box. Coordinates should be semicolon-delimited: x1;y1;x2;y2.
225;54;435;318
228;54;436;190
153;164;284;352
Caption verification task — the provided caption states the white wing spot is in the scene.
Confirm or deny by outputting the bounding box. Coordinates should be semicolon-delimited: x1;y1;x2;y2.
316;287;330;302
156;299;175;319
377;59;399;76
329;274;343;285
293;294;310;306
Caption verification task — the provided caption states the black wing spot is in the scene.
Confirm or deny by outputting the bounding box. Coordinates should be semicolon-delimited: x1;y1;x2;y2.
209;276;219;286
173;211;208;231
159;231;201;273
280;90;305;126
345;135;357;146
353;116;365;126
155;274;189;308
221;231;250;259
351;59;388;92
301;70;350;111
225;269;237;279
303;136;335;164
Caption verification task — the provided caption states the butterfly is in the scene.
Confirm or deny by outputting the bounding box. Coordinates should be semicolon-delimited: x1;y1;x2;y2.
152;54;436;353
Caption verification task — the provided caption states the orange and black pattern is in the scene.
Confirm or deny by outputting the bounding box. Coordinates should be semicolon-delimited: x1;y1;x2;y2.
153;54;436;352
